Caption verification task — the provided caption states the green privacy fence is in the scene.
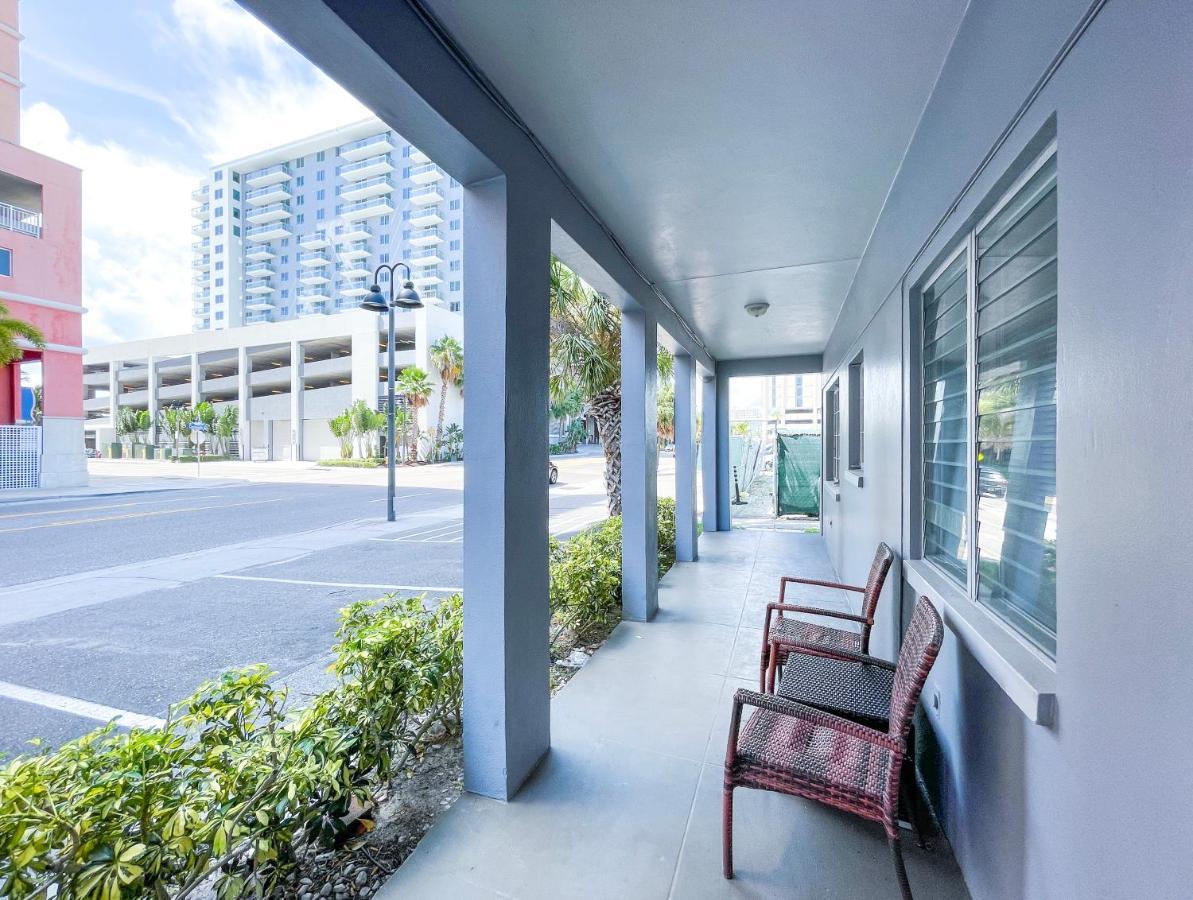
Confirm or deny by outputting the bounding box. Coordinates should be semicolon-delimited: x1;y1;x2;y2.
775;432;821;517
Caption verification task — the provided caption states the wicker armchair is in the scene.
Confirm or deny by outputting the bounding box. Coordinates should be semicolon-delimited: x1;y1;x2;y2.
758;542;894;690
724;596;943;899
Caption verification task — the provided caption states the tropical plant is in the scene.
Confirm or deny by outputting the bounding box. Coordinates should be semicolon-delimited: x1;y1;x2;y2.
657;381;675;447
440;422;463;461
0;300;44;367
397;367;434;462
329;411;353;459
391;406;412;462
115;408;141;448
428;335;463;460
159;405;194;457
214;406;239;456
346;399;385;459
549;258;623;512
0;594;463;900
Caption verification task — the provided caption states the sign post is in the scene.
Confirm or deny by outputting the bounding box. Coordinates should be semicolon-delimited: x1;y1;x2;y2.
189;421;208;478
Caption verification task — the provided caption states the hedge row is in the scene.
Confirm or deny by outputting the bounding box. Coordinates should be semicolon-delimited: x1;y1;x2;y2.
0;595;462;900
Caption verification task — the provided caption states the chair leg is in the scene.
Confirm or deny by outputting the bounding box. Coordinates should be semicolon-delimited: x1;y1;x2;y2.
889;835;913;900
899;769;928;850
722;785;735;879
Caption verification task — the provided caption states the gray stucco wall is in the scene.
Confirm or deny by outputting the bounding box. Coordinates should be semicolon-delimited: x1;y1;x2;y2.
821;1;1193;897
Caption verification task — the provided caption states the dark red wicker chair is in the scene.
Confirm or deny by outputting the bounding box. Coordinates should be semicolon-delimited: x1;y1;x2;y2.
758;542;894;690
724;596;943;899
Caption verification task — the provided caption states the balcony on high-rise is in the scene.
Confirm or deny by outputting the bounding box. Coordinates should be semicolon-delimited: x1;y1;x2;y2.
408;205;443;228
339;175;395;202
337;154;394;180
245;202;292;225
245;183;293;206
243;163;292;188
408;163;444;185
245;222;292;243
338;133;396;162
409;184;444;206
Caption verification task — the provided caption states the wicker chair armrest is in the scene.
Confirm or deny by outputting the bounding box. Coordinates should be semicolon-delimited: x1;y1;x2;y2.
731;688;898;750
779;575;866;598
767;602;870;624
767;637;897;670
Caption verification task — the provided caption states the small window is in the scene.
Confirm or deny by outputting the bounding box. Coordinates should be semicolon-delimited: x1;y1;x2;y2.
382;215;391;225
232;172;239;183
214;311;224;321
316;209;325;221
214;188;223;200
449;219;460;231
316;170;325;182
296;214;304;225
316;189;325;201
380;252;390;263
233;225;240;237
214;244;223;254
232;190;240;201
296;176;304;187
826;381;840;483
848;354;864;471
380;234;390;244
215;278;224;287
449;280;461;291
214;171;223;182
295;158;305;169
232;208;239;219
215;225;224;237
316;150;325;162
449;239;460;251
296;196;304;206
450;199;461;210
215;206;223;217
0;247;12;276
450;301;461;312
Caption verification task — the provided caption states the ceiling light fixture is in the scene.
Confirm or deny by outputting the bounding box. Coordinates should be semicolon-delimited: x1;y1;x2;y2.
744;301;770;318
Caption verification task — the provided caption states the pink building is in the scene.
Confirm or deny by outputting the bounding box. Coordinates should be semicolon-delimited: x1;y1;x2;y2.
0;0;85;489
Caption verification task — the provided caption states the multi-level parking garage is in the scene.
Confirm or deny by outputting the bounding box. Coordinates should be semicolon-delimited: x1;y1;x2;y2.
82;306;462;461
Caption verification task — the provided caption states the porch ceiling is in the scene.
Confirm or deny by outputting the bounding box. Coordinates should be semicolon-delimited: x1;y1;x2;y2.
420;0;965;360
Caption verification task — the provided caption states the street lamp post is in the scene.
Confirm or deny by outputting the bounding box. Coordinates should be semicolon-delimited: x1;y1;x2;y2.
361;263;422;521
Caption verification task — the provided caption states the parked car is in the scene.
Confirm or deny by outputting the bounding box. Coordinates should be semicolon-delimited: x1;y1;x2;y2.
85;448;102;459
979;468;1008;498
548;461;559;484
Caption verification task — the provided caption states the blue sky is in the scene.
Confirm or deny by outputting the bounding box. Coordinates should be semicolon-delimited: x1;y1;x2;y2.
19;0;369;344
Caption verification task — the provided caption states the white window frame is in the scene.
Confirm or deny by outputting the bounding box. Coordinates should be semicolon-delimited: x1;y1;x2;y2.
920;142;1058;618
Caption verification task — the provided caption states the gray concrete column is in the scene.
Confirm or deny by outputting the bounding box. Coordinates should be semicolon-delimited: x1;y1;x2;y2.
108;362;120;430
716;370;731;532
237;346;252;461
674;352;698;562
701;370;719;533
190;353;202;408
461;175;550;801
290;340;303;462
621;307;659;621
147;356;159;445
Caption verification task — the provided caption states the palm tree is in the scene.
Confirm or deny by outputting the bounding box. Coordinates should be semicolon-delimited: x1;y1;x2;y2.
428;335;463;461
160;405;193;457
214;406;239;456
398;366;434;462
348;399;376;458
549;257;623;513
329;411;353;458
0;300;44;366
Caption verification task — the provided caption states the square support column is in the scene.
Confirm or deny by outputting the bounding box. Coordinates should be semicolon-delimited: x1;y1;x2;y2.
715;370;732;532
674;351;698;562
289;340;303;462
237;347;252;461
701;370;719;533
462;176;550;800
147;356;159;446
190;354;202;408
108;362;120;430
621;307;658;621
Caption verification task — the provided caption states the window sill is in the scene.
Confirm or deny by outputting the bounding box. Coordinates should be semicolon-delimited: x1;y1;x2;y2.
903;559;1057;726
824;481;840;502
844;469;863;488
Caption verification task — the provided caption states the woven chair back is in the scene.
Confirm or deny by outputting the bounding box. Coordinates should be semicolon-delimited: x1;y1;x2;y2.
887;596;944;740
862;542;895;622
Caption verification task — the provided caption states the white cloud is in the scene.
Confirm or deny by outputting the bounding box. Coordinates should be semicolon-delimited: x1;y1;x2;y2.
164;0;370;164
19;0;374;346
21;102;199;346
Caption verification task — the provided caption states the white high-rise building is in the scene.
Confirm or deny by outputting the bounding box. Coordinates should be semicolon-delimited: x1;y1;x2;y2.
190;119;464;331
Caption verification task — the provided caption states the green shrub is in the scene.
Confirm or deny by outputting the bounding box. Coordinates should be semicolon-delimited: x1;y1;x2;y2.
316;458;384;468
0;594;462;900
548;499;678;640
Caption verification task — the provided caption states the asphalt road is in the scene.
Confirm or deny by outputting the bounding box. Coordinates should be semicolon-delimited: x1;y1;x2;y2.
0;452;635;759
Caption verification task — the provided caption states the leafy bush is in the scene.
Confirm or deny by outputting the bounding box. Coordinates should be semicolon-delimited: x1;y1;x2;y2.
0;594;462;900
316;458;385;469
548;498;678;641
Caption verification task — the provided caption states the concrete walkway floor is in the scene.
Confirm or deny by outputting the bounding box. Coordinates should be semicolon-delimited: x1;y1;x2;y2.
380;529;969;899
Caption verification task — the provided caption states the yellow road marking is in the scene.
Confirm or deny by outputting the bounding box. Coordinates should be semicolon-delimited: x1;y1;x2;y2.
0;498;284;534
